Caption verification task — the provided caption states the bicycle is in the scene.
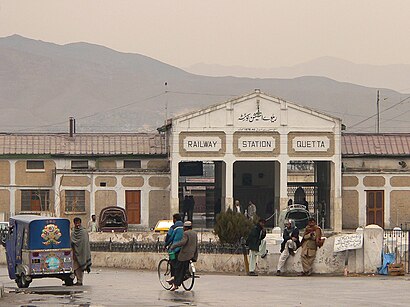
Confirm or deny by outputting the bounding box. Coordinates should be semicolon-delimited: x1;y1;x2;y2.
158;256;196;291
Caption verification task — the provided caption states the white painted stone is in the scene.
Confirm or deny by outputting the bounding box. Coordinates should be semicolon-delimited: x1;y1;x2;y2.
363;224;383;273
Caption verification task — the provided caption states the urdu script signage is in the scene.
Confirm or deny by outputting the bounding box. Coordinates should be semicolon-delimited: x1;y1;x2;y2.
333;233;363;252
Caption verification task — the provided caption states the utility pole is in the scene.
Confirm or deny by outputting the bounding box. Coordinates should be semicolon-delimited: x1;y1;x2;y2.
164;82;168;123
376;90;380;133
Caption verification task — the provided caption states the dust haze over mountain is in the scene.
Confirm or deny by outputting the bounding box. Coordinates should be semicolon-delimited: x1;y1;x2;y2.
185;58;410;93
1;35;409;134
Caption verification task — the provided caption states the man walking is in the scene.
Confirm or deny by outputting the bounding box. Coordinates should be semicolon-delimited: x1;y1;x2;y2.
246;219;267;276
246;201;257;221
71;217;92;285
87;214;98;232
182;195;190;222
170;221;198;291
164;213;184;283
300;217;322;276
277;219;301;276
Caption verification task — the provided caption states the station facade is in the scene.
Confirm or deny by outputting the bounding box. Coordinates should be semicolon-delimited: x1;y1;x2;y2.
2;91;408;231
166;90;343;231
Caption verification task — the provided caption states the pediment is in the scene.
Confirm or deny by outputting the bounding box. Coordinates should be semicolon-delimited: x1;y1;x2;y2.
172;91;340;131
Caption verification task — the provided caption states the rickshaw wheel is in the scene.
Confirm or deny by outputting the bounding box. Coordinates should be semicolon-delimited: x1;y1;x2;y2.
15;276;23;288
17;273;31;288
64;276;74;286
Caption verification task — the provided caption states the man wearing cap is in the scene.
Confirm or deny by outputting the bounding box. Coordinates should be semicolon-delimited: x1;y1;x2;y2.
169;221;198;291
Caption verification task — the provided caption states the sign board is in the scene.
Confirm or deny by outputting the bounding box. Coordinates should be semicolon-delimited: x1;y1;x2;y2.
333;233;363;252
183;136;222;152
238;136;276;152
292;136;330;152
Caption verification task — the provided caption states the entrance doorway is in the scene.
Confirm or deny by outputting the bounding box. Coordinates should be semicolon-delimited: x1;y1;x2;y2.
366;190;384;227
125;190;141;224
233;161;277;227
287;161;331;229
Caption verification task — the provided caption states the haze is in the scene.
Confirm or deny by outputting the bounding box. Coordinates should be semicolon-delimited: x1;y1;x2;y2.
1;0;410;69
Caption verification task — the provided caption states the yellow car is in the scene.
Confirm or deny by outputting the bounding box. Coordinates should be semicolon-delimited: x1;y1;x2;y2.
154;220;174;233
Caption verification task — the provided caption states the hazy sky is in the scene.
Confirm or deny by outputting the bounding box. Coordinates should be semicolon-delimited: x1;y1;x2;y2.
1;0;410;68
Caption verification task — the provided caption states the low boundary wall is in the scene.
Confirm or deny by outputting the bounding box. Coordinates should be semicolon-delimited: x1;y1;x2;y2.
0;225;384;275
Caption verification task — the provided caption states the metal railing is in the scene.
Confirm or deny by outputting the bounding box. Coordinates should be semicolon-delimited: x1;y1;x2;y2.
90;238;242;254
383;228;409;273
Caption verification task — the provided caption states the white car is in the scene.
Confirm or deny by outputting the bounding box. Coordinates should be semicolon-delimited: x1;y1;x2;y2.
0;221;8;230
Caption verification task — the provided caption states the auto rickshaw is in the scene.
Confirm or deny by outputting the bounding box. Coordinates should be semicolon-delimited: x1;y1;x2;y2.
278;204;312;230
99;206;128;232
3;215;75;288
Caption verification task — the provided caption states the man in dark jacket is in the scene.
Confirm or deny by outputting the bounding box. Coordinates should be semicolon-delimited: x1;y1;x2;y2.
246;219;267;276
71;217;91;286
277;219;301;275
170;221;198;291
164;213;184;283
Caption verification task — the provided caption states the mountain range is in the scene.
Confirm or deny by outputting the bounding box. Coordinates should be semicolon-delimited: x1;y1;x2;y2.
0;35;408;134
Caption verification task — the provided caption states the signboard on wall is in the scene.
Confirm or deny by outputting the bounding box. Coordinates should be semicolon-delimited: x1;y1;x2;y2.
238;136;276;152
292;136;330;152
333;233;363;252
183;136;222;152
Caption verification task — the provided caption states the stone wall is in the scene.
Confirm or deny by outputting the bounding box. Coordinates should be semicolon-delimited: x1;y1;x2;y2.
0;226;383;275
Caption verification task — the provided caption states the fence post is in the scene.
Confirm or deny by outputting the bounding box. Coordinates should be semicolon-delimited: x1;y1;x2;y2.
240;237;249;274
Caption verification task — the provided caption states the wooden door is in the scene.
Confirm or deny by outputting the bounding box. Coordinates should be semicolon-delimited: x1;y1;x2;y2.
366;190;384;228
125;191;141;224
31;191;41;211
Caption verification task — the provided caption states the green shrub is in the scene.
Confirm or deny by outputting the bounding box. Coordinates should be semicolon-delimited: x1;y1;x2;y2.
213;209;254;244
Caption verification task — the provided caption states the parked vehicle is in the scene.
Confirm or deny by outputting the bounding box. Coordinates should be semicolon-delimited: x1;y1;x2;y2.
278;204;312;230
99;206;128;232
154;220;173;233
3;215;74;288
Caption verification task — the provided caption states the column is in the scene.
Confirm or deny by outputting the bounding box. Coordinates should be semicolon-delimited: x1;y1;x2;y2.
224;161;233;211
279;159;288;211
170;156;180;217
9;160;16;216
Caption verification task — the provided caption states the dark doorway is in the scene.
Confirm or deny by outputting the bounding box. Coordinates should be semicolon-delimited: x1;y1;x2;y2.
233;161;276;227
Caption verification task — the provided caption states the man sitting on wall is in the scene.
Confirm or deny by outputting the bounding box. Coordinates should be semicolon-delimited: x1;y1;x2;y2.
276;219;301;276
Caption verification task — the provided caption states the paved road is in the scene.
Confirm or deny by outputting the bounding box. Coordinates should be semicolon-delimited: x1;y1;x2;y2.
1;266;410;306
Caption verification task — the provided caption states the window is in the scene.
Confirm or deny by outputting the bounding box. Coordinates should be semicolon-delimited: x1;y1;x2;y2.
21;190;50;211
71;160;89;170
124;160;141;169
65;190;86;212
26;160;44;170
100;182;107;187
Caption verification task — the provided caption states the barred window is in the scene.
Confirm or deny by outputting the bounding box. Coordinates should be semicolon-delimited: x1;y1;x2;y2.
26;160;44;170
21;190;50;211
71;160;89;170
65;190;86;212
123;160;141;169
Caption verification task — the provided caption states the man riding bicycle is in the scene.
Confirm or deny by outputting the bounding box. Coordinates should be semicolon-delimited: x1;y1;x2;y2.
169;221;198;291
164;213;184;284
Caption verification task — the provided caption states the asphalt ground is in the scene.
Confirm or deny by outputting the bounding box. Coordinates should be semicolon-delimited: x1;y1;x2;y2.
0;266;409;307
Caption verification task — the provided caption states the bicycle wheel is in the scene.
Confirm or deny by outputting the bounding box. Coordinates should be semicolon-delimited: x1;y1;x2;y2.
158;258;172;290
182;261;195;291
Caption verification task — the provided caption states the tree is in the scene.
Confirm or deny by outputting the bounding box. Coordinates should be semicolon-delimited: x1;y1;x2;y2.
213;209;253;244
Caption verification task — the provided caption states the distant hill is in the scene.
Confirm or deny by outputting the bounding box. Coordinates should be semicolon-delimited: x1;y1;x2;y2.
185;57;410;93
0;35;408;133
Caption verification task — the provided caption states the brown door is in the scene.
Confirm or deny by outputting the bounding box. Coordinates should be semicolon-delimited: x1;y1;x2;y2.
125;191;141;224
366;190;384;227
31;191;41;211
